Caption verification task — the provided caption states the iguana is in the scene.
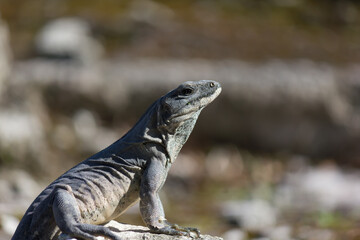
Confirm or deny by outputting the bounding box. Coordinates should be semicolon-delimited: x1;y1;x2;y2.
12;80;222;240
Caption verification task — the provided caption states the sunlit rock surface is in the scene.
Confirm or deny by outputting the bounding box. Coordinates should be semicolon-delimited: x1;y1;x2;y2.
59;221;223;240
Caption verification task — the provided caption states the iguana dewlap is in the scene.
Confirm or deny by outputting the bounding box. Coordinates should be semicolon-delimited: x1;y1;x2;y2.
12;80;221;240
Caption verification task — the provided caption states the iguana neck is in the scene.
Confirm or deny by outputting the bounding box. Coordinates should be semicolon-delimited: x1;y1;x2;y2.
111;99;199;164
159;112;200;163
121;100;163;144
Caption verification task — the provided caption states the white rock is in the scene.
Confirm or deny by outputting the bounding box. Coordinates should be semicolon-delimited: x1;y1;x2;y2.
72;109;117;152
0;214;19;236
73;109;98;140
0;109;44;156
266;225;292;240
297;226;335;240
222;229;246;240
205;146;243;181
0;170;43;215
275;167;360;213
35;17;103;65
59;234;105;240
221;199;277;232
59;221;222;240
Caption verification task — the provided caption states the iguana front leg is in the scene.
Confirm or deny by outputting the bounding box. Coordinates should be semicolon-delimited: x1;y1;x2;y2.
139;157;200;237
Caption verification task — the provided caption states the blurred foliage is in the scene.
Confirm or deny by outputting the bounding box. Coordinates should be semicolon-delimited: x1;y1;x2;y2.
0;0;359;62
315;211;353;229
0;148;14;167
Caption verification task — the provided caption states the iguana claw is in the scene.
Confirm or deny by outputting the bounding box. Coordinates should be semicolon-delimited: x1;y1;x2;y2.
150;221;201;238
172;224;201;238
150;222;201;238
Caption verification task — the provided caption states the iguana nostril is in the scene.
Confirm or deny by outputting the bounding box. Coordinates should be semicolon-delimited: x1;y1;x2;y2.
209;82;215;88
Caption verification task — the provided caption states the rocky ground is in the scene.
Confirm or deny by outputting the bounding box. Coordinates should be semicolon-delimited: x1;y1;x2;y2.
60;221;222;240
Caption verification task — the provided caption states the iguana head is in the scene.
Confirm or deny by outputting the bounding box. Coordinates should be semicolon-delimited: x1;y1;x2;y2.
157;80;221;162
118;80;221;163
159;80;222;128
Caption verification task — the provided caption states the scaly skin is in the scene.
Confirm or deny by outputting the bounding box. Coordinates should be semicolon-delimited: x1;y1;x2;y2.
12;80;222;240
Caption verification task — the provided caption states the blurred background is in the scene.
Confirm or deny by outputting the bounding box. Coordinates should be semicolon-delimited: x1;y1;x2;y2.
0;0;360;239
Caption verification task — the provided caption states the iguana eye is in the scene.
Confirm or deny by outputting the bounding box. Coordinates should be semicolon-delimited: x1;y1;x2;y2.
181;87;194;96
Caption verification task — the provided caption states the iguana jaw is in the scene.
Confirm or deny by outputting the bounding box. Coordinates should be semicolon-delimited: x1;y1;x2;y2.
163;80;222;122
198;84;221;108
158;80;221;162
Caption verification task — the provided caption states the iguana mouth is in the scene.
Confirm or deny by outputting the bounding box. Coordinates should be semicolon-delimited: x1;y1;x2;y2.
200;86;222;107
169;84;221;120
